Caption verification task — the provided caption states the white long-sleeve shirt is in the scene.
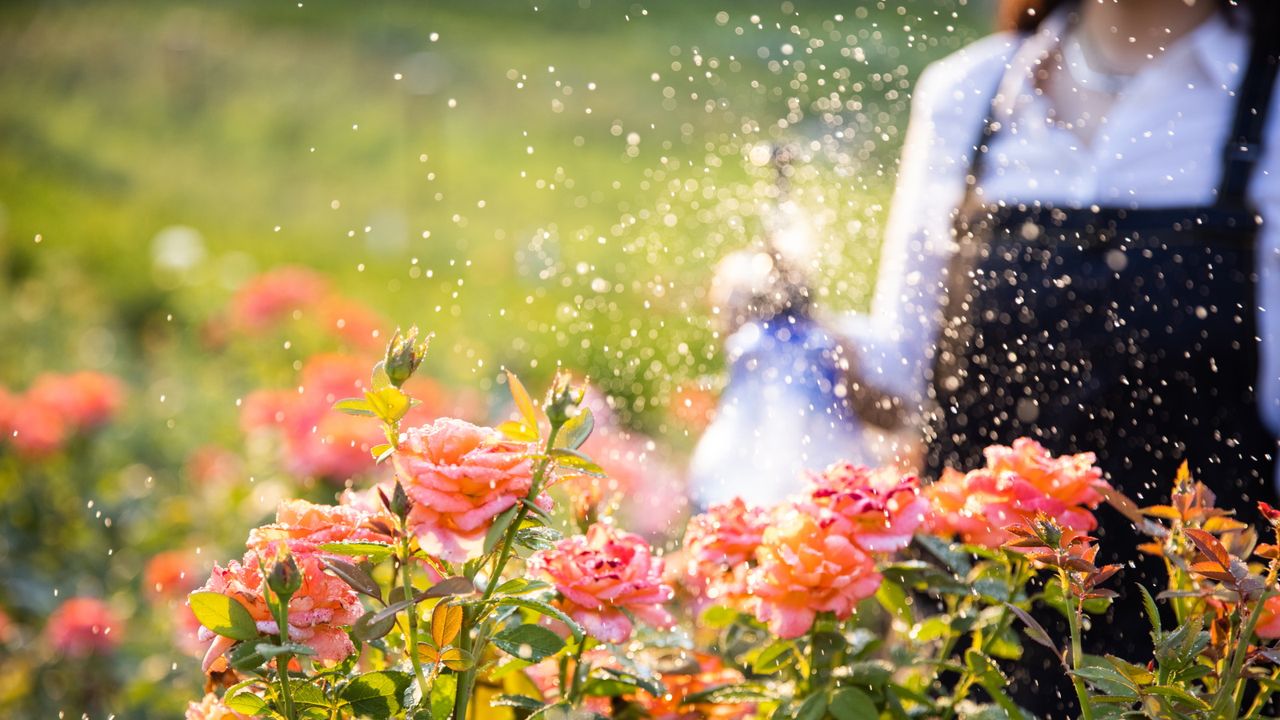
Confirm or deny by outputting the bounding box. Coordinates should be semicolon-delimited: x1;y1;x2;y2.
845;8;1280;468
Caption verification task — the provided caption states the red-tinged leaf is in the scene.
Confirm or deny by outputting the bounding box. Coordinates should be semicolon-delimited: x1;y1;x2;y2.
1189;562;1234;583
1185;528;1233;571
431;603;463;648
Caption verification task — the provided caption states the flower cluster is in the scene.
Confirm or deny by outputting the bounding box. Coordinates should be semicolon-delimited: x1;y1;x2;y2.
0;371;123;457
926;438;1107;547
674;498;769;607
44;597;122;658
530;523;675;643
225;265;383;349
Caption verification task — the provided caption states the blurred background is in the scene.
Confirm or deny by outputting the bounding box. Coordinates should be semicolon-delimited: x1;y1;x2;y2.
0;0;989;715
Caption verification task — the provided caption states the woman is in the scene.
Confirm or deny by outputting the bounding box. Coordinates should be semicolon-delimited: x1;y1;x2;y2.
839;0;1280;713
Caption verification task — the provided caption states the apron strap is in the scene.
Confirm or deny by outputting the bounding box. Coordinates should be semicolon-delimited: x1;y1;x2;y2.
1217;22;1280;209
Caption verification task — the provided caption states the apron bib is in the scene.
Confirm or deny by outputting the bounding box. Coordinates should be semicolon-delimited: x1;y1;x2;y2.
922;28;1280;716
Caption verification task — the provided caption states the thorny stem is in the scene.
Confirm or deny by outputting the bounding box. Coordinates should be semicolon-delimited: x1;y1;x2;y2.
459;423;562;719
566;637;589;704
399;533;432;704
1218;532;1280;718
481;423;562;605
1060;570;1095;720
270;590;297;720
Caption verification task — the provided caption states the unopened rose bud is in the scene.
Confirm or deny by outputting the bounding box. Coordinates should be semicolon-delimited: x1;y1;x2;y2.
267;554;303;599
545;370;585;427
384;326;431;387
390;480;412;521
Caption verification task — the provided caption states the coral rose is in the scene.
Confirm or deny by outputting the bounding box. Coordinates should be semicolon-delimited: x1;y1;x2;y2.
247;498;392;559
800;462;928;553
393;417;542;562
747;509;882;639
530;523;674;643
229;266;330;333
26;371;124;429
44;597;122;657
926;438;1107;548
676;498;768;604
192;551;362;672
1257;596;1280;639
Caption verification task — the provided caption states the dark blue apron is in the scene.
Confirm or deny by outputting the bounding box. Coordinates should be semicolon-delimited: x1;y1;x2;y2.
923;29;1280;717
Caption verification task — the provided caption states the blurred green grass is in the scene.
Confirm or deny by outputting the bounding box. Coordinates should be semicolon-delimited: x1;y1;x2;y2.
0;0;987;423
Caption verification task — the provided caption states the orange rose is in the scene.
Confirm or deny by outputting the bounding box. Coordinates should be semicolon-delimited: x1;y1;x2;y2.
748;509;882;639
393;417;541;562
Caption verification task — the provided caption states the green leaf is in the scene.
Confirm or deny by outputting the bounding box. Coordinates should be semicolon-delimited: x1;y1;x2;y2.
916;535;973;576
492;694;545;710
316;541;395;563
254;642;315;659
493;577;552;596
370;361;392;391
699;604;741;629
795;693;828;720
484;505;520;556
1137;584;1162;644
353;609;397;642
554;407;594;450
752;640;796;674
371;443;395;463
334;397;377;417
430;674;457;719
829;687;877;720
876;579;912;627
341;671;413;717
594;666;664;696
1005;602;1058;654
494;597;585;644
514;526;562;552
225;691;270;715
548;447;606;477
365;387;413;424
492;623;566;662
321;557;382;601
189;591;259;641
682;682;774;704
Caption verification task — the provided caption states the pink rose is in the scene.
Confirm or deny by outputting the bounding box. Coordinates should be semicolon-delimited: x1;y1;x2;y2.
530;523;674;644
229;266;330;333
800;463;929;553
393;417;542;562
145;550;204;602
45;597;122;657
192;551;362;672
26;371;124;429
676;498;768;604
247;498;392;559
1258;596;1280;639
926;438;1107;548
748;509;882;639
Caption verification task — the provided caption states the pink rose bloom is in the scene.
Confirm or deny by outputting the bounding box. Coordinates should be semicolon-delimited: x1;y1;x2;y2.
530;523;675;644
677;499;768;603
393;417;543;562
9;400;67;457
748;509;882;639
26;371;124;429
186;692;254;720
985;438;1106;508
45;597;122;657
801;463;929;553
145;550;204;602
926;439;1107;548
229;266;330;332
317;295;386;350
192;551;362;672
185;445;244;487
247;498;392;558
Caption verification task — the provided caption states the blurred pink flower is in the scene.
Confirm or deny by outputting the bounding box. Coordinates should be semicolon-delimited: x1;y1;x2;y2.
800;463;928;553
1257;596;1280;639
26;371;124;429
529;523;674;644
145;550;204;602
185;692;254;720
229;266;330;332
45;597;122;657
748;509;882;639
394;417;542;562
192;551;362;672
9;401;68;458
185;445;244;487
